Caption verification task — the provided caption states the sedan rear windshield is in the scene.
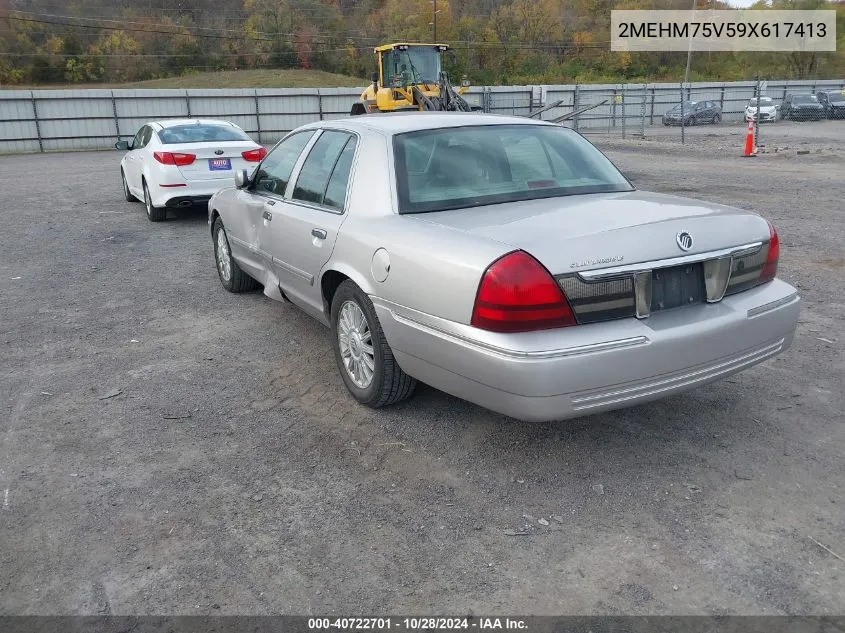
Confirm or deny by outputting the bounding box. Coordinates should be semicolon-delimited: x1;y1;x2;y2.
158;124;252;144
669;101;696;111
749;98;773;106
791;95;818;103
393;124;633;214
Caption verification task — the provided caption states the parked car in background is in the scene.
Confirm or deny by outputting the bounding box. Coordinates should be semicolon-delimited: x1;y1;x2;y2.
745;97;778;122
662;100;722;126
781;94;825;121
814;90;845;119
208;113;800;422
116;119;266;222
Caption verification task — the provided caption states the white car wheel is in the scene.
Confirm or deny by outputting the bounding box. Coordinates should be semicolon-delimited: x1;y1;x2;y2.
121;169;137;202
143;181;167;222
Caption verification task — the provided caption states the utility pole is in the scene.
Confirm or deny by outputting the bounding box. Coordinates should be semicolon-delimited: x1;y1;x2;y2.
683;0;696;86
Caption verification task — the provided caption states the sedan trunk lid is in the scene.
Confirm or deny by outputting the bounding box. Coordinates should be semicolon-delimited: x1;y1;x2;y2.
409;190;770;275
175;142;261;182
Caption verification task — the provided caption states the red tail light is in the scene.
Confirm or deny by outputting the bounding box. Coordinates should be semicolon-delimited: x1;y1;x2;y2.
241;147;267;162
760;220;780;283
471;251;577;333
154;151;195;166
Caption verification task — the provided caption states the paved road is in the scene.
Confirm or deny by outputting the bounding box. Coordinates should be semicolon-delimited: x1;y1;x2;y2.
0;142;842;615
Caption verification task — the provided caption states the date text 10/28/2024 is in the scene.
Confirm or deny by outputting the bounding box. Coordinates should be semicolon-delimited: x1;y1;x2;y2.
308;618;528;631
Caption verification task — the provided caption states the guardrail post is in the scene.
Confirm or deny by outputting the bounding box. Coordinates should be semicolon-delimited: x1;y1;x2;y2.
254;89;262;144
31;90;43;153
185;91;191;118
719;85;725;113
572;85;580;132
317;89;324;121
111;90;120;140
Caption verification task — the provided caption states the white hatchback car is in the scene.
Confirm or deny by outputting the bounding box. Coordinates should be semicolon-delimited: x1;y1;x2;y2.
745;97;778;123
115;119;266;221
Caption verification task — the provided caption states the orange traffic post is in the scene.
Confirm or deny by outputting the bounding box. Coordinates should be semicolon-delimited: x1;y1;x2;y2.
743;119;757;157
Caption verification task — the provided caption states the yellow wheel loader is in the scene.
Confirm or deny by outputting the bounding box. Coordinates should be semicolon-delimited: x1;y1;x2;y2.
350;43;480;115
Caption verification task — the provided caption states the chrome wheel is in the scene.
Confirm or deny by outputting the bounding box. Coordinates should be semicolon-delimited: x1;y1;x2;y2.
216;228;232;282
337;300;375;389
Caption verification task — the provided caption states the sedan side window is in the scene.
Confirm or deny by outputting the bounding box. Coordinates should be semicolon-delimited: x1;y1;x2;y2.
323;138;357;210
141;126;153;147
131;127;145;150
253;131;315;197
292;131;356;209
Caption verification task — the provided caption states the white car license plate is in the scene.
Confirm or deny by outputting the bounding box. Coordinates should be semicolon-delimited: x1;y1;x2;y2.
209;158;231;171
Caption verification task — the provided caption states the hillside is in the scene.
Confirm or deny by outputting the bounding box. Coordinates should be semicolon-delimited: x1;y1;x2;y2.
123;69;367;89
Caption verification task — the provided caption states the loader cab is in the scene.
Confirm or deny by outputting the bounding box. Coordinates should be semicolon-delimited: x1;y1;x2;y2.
379;44;444;89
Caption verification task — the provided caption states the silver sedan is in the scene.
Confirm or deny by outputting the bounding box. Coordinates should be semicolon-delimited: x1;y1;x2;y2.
208;113;800;422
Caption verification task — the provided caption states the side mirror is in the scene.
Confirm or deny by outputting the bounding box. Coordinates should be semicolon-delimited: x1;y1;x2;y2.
235;168;250;189
115;140;130;151
775;104;781;110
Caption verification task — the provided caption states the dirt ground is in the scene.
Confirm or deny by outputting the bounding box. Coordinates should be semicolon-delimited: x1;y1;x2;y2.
0;120;843;616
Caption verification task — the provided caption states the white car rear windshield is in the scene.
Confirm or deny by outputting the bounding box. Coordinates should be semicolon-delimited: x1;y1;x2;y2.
158;124;252;145
393;124;633;214
749;98;773;106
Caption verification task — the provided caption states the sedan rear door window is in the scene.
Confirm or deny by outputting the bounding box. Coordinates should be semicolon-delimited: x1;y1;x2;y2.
292;130;356;209
323;138;357;211
253;131;315;197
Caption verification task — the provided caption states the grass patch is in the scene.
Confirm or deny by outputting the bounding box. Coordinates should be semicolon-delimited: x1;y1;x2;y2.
18;69;368;90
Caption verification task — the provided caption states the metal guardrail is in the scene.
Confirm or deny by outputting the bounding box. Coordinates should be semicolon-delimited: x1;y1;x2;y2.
1;79;843;152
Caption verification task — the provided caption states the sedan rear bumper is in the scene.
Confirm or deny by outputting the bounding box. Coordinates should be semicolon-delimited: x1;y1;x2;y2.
149;177;235;208
373;279;800;421
789;109;825;120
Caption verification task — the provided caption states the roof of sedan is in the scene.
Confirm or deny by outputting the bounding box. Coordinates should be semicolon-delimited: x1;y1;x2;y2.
317;112;554;135
152;119;238;129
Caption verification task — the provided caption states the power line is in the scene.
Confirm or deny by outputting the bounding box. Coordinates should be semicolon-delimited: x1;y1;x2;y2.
3;18;611;51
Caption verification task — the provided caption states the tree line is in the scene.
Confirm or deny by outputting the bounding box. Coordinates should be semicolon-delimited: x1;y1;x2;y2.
1;0;843;86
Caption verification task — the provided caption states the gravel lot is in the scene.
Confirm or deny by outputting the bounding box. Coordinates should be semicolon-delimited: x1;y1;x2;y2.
1;120;843;616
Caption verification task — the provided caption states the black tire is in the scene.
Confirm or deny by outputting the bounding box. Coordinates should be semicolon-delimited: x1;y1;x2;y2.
330;280;416;408
712;113;721;124
212;218;258;293
121;169;137;202
143;180;167;222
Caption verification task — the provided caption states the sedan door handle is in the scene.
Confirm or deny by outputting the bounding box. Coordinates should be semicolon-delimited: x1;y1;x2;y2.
262;210;272;221
311;228;327;240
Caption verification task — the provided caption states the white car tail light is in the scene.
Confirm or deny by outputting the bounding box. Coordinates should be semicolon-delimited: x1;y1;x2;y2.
154;151;196;166
241;147;267;162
